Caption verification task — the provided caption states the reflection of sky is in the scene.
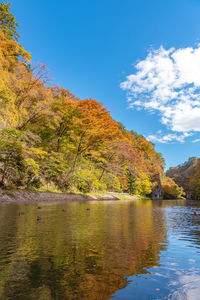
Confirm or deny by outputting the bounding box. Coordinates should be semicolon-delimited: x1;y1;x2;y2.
113;203;200;300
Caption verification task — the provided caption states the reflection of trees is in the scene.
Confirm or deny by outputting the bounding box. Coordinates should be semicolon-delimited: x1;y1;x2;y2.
0;205;19;295
0;200;167;299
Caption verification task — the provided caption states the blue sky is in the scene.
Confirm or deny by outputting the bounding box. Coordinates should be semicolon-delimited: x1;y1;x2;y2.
10;0;200;169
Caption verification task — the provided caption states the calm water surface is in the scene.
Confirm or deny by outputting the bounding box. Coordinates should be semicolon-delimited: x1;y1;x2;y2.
0;199;200;299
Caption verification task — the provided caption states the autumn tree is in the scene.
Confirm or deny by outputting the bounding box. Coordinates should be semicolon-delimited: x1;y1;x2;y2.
0;3;169;195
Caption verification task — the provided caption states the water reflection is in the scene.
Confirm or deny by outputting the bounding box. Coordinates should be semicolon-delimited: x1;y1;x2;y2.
0;199;200;299
0;199;167;299
114;200;200;300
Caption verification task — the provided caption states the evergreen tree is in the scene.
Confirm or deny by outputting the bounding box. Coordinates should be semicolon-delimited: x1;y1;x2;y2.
0;1;19;40
126;169;137;195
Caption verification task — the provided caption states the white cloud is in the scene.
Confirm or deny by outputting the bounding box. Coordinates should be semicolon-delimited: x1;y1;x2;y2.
121;45;200;142
146;132;192;144
170;273;200;300
192;138;200;143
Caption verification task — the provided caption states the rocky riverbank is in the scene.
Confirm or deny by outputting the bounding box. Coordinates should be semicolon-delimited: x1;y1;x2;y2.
0;190;125;205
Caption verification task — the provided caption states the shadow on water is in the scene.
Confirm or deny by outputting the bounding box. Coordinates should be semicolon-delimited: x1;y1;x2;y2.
0;199;199;299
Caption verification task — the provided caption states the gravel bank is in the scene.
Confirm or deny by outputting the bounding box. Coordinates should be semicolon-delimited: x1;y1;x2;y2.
0;191;121;205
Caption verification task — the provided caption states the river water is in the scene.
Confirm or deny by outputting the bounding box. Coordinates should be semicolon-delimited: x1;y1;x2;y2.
0;199;200;300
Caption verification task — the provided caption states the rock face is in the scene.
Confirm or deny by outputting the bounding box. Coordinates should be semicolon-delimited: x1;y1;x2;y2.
151;183;162;200
150;174;163;200
186;191;192;200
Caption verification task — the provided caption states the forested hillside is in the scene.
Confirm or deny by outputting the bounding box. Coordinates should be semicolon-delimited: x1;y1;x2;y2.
167;157;200;200
0;2;182;198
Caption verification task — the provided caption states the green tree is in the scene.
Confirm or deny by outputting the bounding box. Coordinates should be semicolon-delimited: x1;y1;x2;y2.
126;169;138;195
0;128;25;187
0;1;19;41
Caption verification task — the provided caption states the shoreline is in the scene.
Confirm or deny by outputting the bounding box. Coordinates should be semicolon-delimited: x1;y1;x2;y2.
0;190;137;205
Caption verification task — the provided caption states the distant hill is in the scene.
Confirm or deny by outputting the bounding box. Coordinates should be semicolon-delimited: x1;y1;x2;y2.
166;157;200;200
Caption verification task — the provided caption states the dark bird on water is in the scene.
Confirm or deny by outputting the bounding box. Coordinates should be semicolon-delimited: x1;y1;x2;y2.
37;206;42;209
18;212;24;216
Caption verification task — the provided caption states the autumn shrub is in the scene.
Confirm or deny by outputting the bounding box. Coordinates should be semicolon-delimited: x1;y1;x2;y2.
162;177;184;199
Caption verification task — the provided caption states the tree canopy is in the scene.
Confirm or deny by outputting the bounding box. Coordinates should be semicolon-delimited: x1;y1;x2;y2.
0;1;19;41
167;157;200;200
0;3;183;199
